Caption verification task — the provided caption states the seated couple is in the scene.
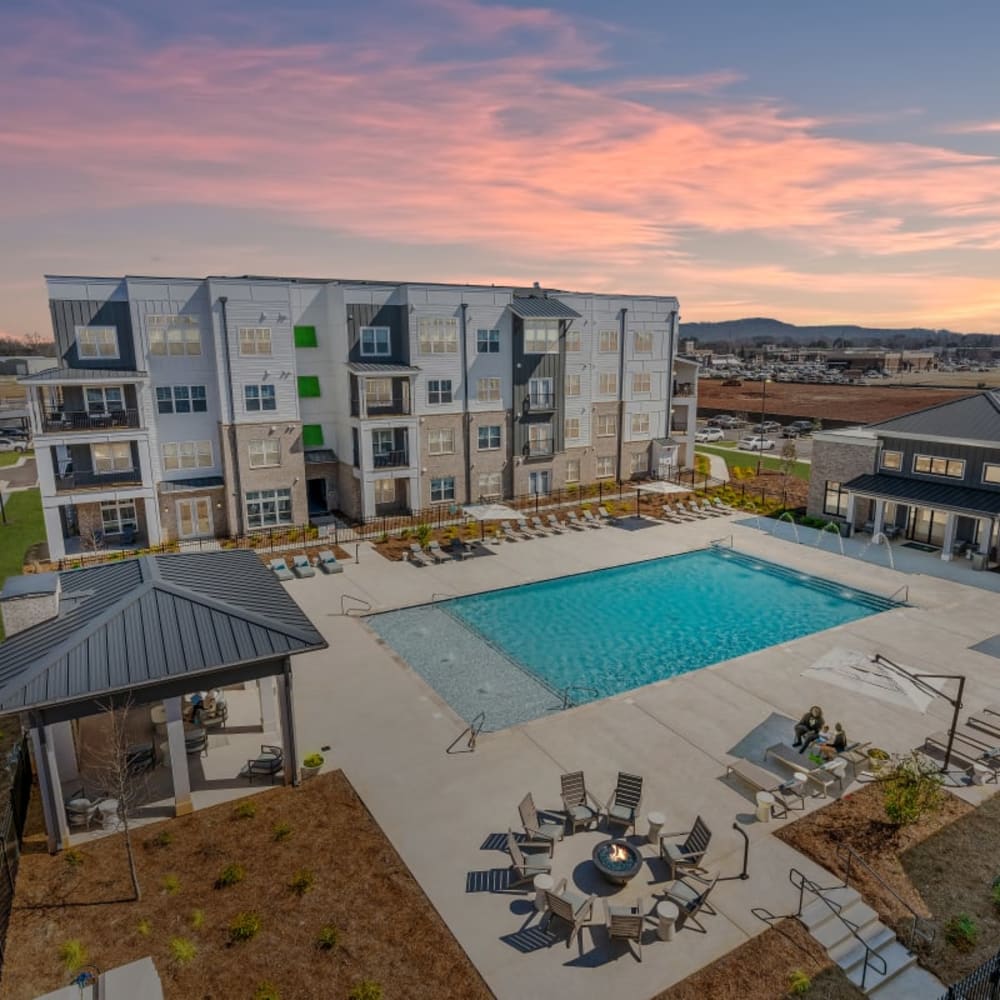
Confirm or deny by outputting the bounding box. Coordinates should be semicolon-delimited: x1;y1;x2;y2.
792;706;847;759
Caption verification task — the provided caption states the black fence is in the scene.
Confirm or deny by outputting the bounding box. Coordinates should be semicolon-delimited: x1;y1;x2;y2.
0;737;32;970
939;949;1000;1000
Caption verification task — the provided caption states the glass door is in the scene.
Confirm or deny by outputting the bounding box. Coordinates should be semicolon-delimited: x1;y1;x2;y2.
528;470;550;495
176;498;214;539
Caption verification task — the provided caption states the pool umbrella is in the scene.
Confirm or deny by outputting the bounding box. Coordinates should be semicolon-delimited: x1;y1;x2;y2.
461;502;523;540
800;647;935;713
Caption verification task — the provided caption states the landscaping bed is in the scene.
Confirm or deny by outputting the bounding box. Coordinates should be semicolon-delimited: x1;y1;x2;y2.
2;771;491;1000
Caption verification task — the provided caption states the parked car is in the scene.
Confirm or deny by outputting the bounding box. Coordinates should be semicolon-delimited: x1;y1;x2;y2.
788;420;815;433
721;378;742;387
706;415;732;427
0;427;30;439
695;427;724;442
781;425;801;438
0;438;27;453
738;436;775;451
750;421;781;434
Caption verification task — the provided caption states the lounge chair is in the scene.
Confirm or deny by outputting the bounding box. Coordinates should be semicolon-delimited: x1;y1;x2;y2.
564;511;586;531
517;517;541;537
711;497;736;512
546;514;566;533
603;896;645;961
544;879;596;949
983;704;1000;719
684;501;710;519
560;771;601;833
316;549;344;574
661;506;683;524
291;554;316;578
426;540;449;563
968;713;1000;738
506;829;552;888
724;760;805;817
698;499;726;517
501;522;519;542
530;516;551;535
269;557;293;581
582;509;603;528
670;503;697;521
598;505;616;524
604;771;643;836
659;816;711;880
518;792;563;848
408;542;431;567
764;743;843;796
659;873;720;934
247;744;283;784
923;733;997;779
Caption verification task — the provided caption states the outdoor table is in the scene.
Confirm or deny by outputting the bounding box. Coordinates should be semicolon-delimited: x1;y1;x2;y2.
655;900;679;941
646;811;665;845
533;873;554;911
150;704;167;726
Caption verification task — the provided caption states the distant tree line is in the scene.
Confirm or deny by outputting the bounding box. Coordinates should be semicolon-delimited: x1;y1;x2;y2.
0;334;56;356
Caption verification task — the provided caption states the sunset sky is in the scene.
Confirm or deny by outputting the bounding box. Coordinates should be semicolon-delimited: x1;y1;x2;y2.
2;0;1000;339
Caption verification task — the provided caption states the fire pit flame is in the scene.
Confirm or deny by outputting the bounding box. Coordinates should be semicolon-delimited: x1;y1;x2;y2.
609;843;629;863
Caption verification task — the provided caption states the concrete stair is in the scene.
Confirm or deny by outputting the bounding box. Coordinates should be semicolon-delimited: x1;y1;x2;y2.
799;887;943;998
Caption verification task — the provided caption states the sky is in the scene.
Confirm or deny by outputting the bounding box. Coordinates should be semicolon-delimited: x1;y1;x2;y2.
2;0;1000;339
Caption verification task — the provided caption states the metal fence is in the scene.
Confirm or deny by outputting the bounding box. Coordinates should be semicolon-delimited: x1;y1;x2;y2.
0;737;32;970
939;948;1000;1000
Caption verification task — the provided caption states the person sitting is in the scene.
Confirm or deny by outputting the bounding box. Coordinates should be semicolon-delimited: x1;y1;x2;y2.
793;705;824;753
189;692;205;725
816;722;848;760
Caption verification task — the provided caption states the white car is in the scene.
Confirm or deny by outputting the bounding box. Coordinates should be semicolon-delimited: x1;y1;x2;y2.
0;438;27;453
695;427;724;442
738;436;775;451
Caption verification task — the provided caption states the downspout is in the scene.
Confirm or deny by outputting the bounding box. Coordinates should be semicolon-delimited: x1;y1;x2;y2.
615;308;627;482
460;303;472;503
665;310;677;475
219;296;244;535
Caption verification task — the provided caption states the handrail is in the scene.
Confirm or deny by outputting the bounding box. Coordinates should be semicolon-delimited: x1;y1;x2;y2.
887;584;909;604
709;535;734;549
837;845;935;951
339;594;372;616
431;592;456;602
446;711;486;754
561;685;599;709
789;867;887;990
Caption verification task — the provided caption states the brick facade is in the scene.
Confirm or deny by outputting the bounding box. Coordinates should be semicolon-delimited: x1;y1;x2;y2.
807;434;877;526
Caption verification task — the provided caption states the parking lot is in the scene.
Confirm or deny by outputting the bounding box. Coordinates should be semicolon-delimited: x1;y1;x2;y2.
695;417;815;459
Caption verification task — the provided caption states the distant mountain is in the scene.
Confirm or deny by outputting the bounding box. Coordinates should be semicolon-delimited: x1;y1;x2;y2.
681;318;1000;349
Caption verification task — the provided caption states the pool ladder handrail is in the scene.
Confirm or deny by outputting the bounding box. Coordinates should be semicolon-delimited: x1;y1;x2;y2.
446;711;486;754
887;584;909;604
340;593;373;616
709;535;734;549
561;685;599;709
431;592;457;602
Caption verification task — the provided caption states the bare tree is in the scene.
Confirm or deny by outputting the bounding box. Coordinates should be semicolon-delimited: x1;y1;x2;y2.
77;507;106;556
779;439;798;497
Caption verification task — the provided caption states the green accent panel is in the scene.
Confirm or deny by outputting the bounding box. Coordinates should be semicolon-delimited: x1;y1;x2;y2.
302;424;324;447
298;376;321;398
294;325;318;348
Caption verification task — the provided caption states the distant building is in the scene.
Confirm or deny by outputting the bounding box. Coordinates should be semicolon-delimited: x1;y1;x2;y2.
824;348;935;374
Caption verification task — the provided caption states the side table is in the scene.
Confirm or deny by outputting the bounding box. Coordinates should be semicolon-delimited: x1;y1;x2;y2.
533;873;554;912
655;900;679;941
755;791;775;823
646;811;666;845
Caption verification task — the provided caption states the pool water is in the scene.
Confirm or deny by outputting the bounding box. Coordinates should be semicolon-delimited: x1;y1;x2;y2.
367;549;897;730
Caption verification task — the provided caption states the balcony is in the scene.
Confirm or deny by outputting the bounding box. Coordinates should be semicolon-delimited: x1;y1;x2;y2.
41;409;142;434
524;441;554;458
673;382;694;398
55;469;144;492
525;393;556;411
373;450;410;469
351;398;412;419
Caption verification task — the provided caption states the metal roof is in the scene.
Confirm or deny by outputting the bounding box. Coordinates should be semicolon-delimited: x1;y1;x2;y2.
869;391;1000;443
843;473;1000;517
0;550;326;714
159;476;225;493
346;362;419;375
1;574;59;599
18;367;149;384
305;449;338;464
509;296;581;319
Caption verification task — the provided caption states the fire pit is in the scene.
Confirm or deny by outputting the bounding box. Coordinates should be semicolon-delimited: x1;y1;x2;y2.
592;838;643;886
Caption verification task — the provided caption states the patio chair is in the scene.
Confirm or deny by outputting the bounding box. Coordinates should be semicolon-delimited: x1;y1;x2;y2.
560;771;601;833
125;742;156;773
597;505;616;524
506;828;552;888
530;516;551;535
564;511;586;531
603;896;645;961
121;525;137;545
247;744;283;784
408;542;431;567
543;879;596;950
269;557;293;581
604;771;644;836
724;760;804;817
426;540;449;563
291;554;316;578
518;517;541;537
582;509;603;528
659;872;720;934
501;522;519;542
518;792;564;848
546;514;566;534
185;728;208;757
65;795;103;830
316;549;344;574
659;815;712;880
200;698;228;731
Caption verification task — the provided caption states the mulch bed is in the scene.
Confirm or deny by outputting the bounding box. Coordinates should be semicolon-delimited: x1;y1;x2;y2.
1;771;491;1000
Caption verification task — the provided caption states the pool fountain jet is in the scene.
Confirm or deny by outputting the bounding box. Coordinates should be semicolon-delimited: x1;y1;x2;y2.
858;531;895;571
814;521;845;556
775;511;801;544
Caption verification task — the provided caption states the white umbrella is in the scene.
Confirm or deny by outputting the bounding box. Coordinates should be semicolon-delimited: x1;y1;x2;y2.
800;647;937;713
461;502;523;539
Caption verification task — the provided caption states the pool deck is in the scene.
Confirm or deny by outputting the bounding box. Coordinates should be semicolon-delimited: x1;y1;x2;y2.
287;514;1000;1000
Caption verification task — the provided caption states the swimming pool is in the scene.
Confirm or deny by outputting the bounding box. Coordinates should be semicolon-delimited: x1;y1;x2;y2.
367;548;898;730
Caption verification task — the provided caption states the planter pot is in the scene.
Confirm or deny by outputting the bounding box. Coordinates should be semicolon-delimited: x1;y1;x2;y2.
300;764;322;780
866;748;890;774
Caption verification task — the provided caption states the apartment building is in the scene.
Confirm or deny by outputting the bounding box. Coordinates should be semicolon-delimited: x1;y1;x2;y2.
23;277;691;558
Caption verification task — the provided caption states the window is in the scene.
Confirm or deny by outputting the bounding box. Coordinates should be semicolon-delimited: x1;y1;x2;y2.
478;425;501;450
477;377;501;403
565;374;581;396
92;442;132;473
565;417;581;440
148;315;201;356
75;325;118;359
598;372;618;395
984;463;1000;485
157;385;207;414
597;414;616;437
528;377;553;408
428;379;453;404
245;488;292;528
294;325;318;348
427;429;455;455
880;450;902;471
631;412;650;435
239;327;272;356
528;423;553;455
913;454;965;478
298;376;321;398
634;331;653;353
598;329;619;353
632;373;652;394
477;328;500;353
823;480;848;517
565;459;580;483
523;319;559;354
365;378;392;406
162;440;213;471
430;477;455;503
596;456;614;478
477;472;502;498
101;501;137;535
360;326;390;356
85;386;124;413
244;384;277;412
418;316;458;354
373;479;396;505
630;451;648;474
249;439;280;468
565;328;581;352
302;424;324;447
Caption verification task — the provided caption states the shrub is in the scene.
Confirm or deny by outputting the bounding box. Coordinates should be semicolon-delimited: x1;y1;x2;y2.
215;862;246;888
161;873;181;895
348;982;383;1000
254;983;281;1000
229;911;262;943
882;752;944;826
58;939;87;974
944;914;979;951
788;968;812;995
190;909;205;930
288;869;315;896
273;821;293;842
149;829;173;849
169;937;197;965
302;752;324;769
136;918;152;937
232;800;257;820
63;848;84;869
315;925;339;951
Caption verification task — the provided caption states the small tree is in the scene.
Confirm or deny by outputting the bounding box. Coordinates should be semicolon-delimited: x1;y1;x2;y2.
882;752;944;827
77;507;106;556
779;440;798;493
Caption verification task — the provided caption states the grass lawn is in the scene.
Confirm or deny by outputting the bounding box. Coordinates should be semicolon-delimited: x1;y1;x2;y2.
0;488;45;637
0;450;32;469
696;443;811;481
3;770;491;1000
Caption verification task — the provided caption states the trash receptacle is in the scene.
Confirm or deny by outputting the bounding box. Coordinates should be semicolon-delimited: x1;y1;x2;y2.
755;791;775;823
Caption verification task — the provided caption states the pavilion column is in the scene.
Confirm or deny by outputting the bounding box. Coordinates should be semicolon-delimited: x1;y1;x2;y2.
276;663;298;787
164;697;192;817
978;517;994;556
258;678;278;733
872;498;886;539
844;493;857;533
32;724;70;853
941;512;957;561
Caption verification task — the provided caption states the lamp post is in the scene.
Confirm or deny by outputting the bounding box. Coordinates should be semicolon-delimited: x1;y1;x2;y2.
756;377;770;476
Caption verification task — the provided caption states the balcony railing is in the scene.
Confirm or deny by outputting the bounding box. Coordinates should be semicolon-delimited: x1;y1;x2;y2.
673;382;694;398
42;409;141;433
372;450;410;469
55;469;144;492
526;393;556;410
525;441;554;457
350;398;412;418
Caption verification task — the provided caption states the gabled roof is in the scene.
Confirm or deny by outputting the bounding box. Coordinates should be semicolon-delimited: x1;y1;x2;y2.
18;367;149;383
0;550;326;713
869;391;1000;443
509;296;581;319
844;473;1000;517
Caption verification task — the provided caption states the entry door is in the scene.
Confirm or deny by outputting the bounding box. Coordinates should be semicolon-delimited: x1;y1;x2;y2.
529;470;550;495
176;498;213;539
